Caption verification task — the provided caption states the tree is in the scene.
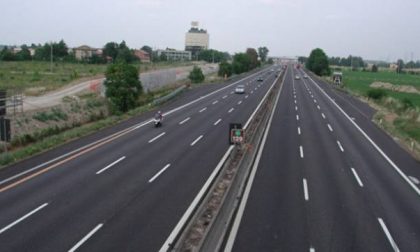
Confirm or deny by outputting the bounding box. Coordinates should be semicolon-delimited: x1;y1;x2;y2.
258;47;269;62
371;64;378;72
306;48;331;76
16;44;32;61
0;47;16;61
198;49;229;63
103;42;119;62
246;48;260;69
104;62;143;112
396;59;404;74
188;66;205;83
405;61;416;69
232;53;251;74
218;61;232;78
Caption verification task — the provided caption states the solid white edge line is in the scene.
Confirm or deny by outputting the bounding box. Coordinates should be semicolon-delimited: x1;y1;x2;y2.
378;218;400;252
96;156;126;175
303;178;309;201
179;117;191;125
199;107;207;113
190;135;203;146
337;141;344;152
306;72;420;196
148;164;171;183
224;68;284;252
351;168;364;187
148;132;166;143
0;203;48;234
214;119;222;126
159;145;235;252
300;145;304;158
1;69;271;187
68;223;103;252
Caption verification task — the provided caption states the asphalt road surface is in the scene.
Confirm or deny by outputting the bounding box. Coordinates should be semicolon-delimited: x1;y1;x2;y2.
0;66;279;251
226;65;420;252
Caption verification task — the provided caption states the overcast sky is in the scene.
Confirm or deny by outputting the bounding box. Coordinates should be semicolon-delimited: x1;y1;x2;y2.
1;0;419;62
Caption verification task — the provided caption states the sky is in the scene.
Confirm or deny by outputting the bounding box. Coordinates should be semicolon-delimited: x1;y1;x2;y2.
1;0;420;62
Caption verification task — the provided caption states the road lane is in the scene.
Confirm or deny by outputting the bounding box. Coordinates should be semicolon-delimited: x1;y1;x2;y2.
0;67;281;251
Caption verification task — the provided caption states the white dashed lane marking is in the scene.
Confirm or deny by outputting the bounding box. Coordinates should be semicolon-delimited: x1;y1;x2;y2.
179;117;190;125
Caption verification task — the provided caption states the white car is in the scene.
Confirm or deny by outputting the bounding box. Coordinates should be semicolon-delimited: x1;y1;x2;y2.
235;85;245;94
303;74;308;79
295;75;301;80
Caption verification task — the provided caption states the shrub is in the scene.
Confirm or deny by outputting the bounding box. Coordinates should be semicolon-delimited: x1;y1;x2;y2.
402;98;414;110
367;89;387;100
188;66;205;83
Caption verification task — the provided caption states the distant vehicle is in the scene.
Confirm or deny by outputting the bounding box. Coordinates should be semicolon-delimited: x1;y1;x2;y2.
257;77;264;82
235;85;245;94
295;75;301;80
303;74;308;79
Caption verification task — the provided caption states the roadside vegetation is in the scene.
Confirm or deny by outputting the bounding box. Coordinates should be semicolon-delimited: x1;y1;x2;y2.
341;68;420;155
303;47;420;157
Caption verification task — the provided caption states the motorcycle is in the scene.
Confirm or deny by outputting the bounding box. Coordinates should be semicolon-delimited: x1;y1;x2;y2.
154;116;162;127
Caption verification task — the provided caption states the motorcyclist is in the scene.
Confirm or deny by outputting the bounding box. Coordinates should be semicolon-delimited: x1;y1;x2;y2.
155;111;163;121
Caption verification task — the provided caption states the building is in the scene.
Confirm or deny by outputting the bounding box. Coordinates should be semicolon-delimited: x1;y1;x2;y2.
73;45;100;60
185;22;209;59
156;49;191;61
134;49;151;63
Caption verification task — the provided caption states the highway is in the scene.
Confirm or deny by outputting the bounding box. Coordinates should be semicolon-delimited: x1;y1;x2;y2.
226;66;420;251
0;66;280;251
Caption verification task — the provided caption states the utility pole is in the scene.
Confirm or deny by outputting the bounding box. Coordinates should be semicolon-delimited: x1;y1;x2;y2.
50;41;53;73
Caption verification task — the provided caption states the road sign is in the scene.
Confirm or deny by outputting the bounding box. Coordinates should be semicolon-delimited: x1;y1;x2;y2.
229;123;243;145
231;128;244;144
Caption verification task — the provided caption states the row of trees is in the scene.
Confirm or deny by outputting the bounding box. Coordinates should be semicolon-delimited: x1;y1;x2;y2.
218;47;270;78
329;55;366;69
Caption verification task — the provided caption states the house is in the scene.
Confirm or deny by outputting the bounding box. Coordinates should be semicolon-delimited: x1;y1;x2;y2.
73;45;99;60
389;63;398;70
134;49;151;63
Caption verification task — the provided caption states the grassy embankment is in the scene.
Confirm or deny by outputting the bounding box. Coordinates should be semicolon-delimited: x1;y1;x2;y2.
0;61;196;95
338;68;420;156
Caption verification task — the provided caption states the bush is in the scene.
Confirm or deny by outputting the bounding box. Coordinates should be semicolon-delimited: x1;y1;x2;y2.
367;89;387;100
402;98;414;110
188;66;205;83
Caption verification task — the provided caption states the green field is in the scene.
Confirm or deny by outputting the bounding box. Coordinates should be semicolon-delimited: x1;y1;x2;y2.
0;61;107;94
0;61;194;95
342;69;420;107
